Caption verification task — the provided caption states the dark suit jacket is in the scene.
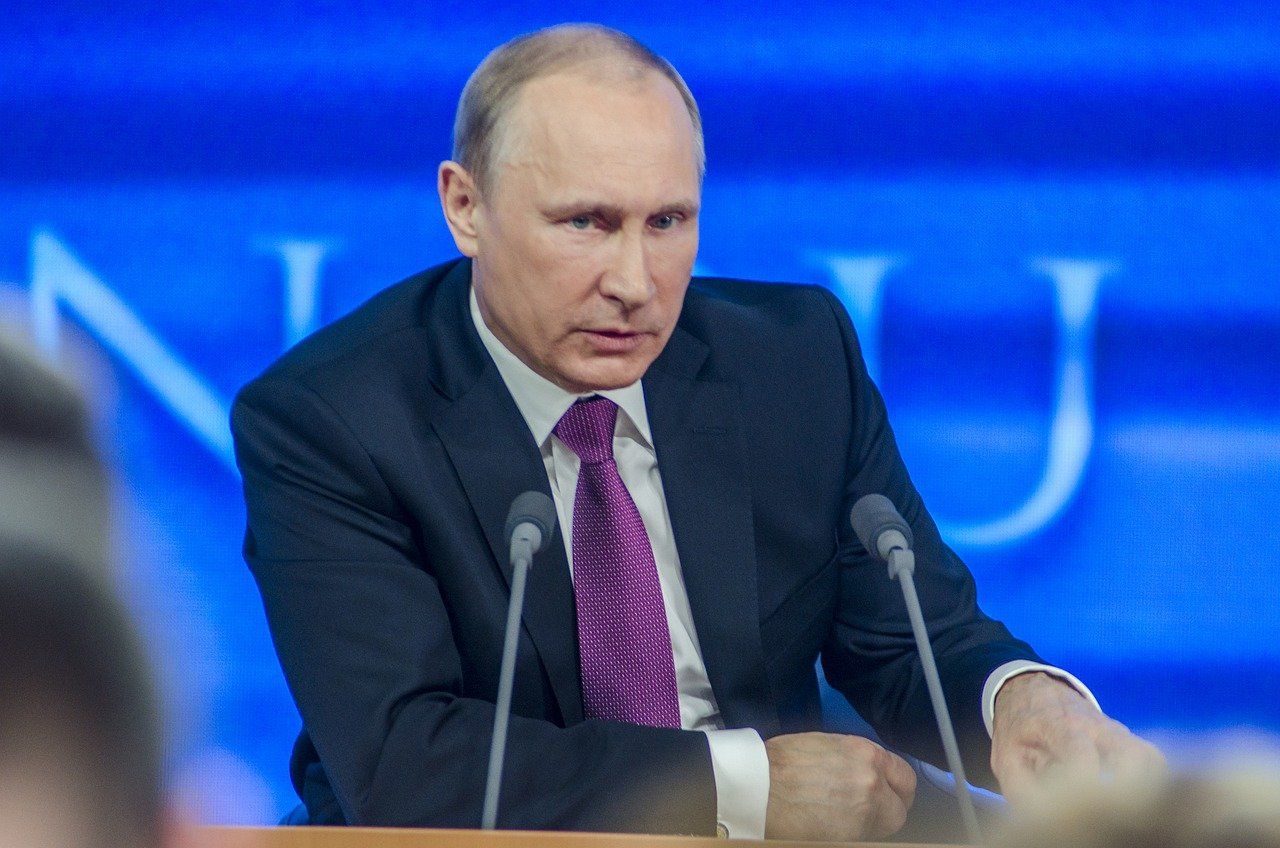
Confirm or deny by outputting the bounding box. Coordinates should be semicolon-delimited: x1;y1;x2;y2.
232;257;1040;834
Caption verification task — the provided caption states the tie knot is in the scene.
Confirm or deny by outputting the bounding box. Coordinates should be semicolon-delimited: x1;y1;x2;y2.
554;396;619;465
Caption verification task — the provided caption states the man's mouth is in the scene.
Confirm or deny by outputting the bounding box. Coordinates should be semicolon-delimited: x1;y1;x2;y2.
580;328;649;353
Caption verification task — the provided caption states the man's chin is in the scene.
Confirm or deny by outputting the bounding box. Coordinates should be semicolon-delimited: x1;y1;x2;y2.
557;356;653;394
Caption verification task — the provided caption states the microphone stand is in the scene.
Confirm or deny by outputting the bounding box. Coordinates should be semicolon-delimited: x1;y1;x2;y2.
481;524;541;830
887;545;983;845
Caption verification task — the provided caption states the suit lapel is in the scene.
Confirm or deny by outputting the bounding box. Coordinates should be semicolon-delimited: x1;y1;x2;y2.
645;328;780;737
426;262;584;725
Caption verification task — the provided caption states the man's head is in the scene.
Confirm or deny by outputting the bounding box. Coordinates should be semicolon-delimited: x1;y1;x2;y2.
438;25;704;393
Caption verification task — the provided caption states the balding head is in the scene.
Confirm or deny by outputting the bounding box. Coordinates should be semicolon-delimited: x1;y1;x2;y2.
452;23;705;194
437;24;702;395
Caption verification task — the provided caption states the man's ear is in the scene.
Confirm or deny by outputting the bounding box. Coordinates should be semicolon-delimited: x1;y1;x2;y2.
438;161;482;257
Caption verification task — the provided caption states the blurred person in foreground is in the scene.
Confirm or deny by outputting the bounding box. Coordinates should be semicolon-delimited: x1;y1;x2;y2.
993;760;1280;848
0;333;167;848
233;23;1164;841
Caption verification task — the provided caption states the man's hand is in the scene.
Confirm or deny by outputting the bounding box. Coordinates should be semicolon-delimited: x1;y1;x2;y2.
991;672;1166;806
764;732;917;842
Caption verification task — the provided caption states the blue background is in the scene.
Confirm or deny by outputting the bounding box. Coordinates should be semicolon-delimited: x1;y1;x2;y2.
4;0;1278;824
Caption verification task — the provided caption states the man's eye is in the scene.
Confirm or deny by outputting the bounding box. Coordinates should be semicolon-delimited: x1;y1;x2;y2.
569;215;592;229
652;214;676;230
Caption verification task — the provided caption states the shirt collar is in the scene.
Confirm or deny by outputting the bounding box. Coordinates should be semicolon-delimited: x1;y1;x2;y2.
469;284;653;450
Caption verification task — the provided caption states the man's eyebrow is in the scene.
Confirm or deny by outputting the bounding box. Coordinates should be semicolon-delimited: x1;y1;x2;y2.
651;199;699;216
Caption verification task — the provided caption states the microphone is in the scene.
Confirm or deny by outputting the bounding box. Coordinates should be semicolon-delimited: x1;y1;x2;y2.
849;493;914;563
849;494;983;845
481;491;557;830
504;490;557;572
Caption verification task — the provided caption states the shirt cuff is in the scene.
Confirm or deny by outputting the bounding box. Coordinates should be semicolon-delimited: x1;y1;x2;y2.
982;660;1102;737
703;727;769;839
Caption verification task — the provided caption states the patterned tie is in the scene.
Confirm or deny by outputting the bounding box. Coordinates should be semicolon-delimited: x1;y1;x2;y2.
553;396;681;729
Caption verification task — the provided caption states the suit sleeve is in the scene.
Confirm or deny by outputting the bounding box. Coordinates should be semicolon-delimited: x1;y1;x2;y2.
811;287;1043;789
231;375;715;833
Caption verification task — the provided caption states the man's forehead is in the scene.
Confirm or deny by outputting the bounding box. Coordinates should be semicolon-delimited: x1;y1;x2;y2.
502;65;693;155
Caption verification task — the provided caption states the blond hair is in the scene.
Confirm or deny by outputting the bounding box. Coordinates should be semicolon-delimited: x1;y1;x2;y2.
452;23;705;193
994;765;1280;848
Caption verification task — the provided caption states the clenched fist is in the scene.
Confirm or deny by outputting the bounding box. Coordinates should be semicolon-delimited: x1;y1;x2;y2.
764;732;917;842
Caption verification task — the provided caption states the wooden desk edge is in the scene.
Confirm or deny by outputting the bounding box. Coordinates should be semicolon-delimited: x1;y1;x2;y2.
192;825;961;848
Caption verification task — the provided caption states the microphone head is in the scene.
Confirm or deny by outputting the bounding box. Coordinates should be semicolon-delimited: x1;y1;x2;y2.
849;494;913;560
505;491;557;554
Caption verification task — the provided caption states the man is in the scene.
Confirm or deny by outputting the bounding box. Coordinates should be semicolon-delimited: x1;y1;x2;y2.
232;24;1162;841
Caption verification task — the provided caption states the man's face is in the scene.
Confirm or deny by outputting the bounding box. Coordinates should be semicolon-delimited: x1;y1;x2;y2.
465;66;701;393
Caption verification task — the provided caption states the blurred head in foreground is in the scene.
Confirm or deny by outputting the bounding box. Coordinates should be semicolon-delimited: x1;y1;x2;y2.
0;333;165;848
993;763;1280;848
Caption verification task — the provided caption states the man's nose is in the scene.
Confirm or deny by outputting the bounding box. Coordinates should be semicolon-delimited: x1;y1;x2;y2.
599;229;655;309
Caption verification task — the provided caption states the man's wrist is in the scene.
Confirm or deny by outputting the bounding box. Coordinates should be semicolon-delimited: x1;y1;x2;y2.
982;661;1101;737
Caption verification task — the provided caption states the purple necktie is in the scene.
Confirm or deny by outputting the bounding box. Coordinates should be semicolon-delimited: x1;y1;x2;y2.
553;396;681;729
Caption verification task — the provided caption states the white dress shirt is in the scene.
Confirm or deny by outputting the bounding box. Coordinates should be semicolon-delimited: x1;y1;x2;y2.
469;286;1098;839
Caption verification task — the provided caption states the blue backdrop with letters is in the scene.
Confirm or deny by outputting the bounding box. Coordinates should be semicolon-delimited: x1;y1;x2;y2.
4;0;1278;823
